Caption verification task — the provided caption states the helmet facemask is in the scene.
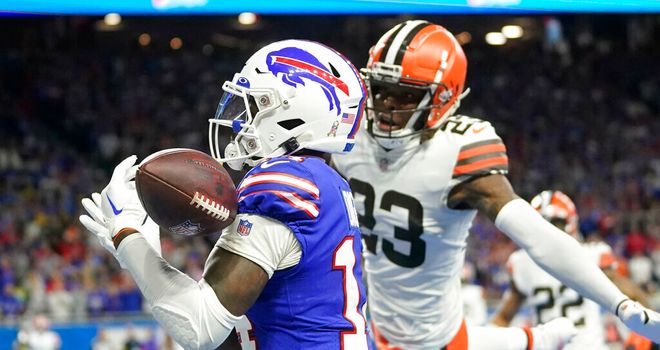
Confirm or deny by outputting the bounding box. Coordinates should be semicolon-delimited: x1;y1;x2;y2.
363;66;455;150
363;21;470;150
209;79;283;170
531;190;582;240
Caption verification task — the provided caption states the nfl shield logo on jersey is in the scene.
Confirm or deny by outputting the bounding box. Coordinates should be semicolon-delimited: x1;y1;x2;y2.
237;219;253;236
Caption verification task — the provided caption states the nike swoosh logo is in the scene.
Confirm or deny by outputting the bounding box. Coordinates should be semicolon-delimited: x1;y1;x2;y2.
106;194;123;215
472;125;487;134
260;160;289;169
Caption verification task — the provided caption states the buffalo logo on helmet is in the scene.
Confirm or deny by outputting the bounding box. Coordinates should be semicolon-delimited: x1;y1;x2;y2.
266;47;349;115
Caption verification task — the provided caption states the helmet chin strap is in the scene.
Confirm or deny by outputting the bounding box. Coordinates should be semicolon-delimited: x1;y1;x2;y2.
233;136;303;169
373;132;422;150
223;143;249;170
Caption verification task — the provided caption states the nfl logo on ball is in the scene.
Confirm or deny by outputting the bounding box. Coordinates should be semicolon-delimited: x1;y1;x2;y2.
169;220;202;236
237;219;253;236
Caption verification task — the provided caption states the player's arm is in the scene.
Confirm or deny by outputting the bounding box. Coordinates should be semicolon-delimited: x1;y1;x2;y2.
116;212;295;350
203;247;268;316
448;174;660;342
491;277;526;327
79;156;263;349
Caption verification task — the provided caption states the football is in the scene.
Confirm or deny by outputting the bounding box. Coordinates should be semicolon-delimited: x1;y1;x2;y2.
135;148;238;236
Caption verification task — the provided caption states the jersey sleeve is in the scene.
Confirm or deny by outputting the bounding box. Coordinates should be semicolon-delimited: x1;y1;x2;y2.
449;117;509;182
216;213;302;278
236;157;321;223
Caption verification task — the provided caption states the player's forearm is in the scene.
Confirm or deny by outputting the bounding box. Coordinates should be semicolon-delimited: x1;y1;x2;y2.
116;234;240;350
490;289;522;327
495;199;627;313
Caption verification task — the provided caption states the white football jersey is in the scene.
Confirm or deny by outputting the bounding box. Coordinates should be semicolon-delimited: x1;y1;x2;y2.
333;115;508;349
507;241;617;350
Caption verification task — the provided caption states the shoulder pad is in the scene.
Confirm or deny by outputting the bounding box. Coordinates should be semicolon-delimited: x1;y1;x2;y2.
237;157;321;221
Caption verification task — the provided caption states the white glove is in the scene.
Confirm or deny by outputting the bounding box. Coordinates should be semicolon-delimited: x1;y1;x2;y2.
616;298;660;343
80;156;162;266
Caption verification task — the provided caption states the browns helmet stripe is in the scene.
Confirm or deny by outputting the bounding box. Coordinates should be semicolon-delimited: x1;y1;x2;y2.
393;22;431;65
377;22;406;63
382;20;429;64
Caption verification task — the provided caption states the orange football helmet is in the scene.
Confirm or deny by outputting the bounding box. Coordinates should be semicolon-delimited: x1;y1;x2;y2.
530;190;580;238
362;20;468;148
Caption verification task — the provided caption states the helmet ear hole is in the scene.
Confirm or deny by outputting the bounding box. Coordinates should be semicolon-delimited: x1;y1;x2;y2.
277;118;305;130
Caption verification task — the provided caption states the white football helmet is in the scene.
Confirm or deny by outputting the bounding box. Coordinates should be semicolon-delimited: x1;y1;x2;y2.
209;40;366;170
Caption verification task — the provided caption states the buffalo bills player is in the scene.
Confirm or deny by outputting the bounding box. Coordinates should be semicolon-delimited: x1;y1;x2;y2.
80;40;370;349
332;20;660;350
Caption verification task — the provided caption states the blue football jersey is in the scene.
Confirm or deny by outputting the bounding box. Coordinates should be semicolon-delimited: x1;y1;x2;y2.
235;155;369;350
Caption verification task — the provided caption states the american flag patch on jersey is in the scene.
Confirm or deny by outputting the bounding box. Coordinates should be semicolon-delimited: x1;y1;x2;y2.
237;219;253;236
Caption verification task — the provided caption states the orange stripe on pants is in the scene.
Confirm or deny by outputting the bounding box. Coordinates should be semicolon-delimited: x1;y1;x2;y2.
372;320;468;350
624;332;657;350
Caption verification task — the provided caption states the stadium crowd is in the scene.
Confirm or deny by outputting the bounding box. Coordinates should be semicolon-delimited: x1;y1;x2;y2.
0;15;658;323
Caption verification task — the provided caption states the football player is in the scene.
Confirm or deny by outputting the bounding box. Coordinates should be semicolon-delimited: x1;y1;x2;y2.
80;40;371;349
331;20;660;350
491;190;651;349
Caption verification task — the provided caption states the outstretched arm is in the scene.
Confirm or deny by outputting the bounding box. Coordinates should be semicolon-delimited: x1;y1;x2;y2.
115;235;256;350
448;174;660;342
80;156;268;349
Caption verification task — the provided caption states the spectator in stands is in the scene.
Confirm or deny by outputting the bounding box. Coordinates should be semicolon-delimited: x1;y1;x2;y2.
14;314;61;350
92;329;115;350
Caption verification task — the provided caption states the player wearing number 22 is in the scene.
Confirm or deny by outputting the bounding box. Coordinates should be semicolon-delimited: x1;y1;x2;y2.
332;20;660;350
492;191;652;350
80;40;371;349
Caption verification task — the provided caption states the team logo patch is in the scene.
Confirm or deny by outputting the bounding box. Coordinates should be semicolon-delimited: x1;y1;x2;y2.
266;47;349;115
237;219;253;236
169;220;202;236
379;158;390;172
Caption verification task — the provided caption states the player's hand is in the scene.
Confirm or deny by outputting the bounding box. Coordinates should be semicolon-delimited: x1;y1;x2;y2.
617;299;660;342
80;191;116;255
98;155;147;237
80;156;162;261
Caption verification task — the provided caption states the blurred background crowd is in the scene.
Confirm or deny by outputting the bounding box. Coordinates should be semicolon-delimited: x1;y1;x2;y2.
0;13;658;336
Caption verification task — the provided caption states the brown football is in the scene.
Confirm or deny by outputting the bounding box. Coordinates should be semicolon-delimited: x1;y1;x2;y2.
135;148;237;236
